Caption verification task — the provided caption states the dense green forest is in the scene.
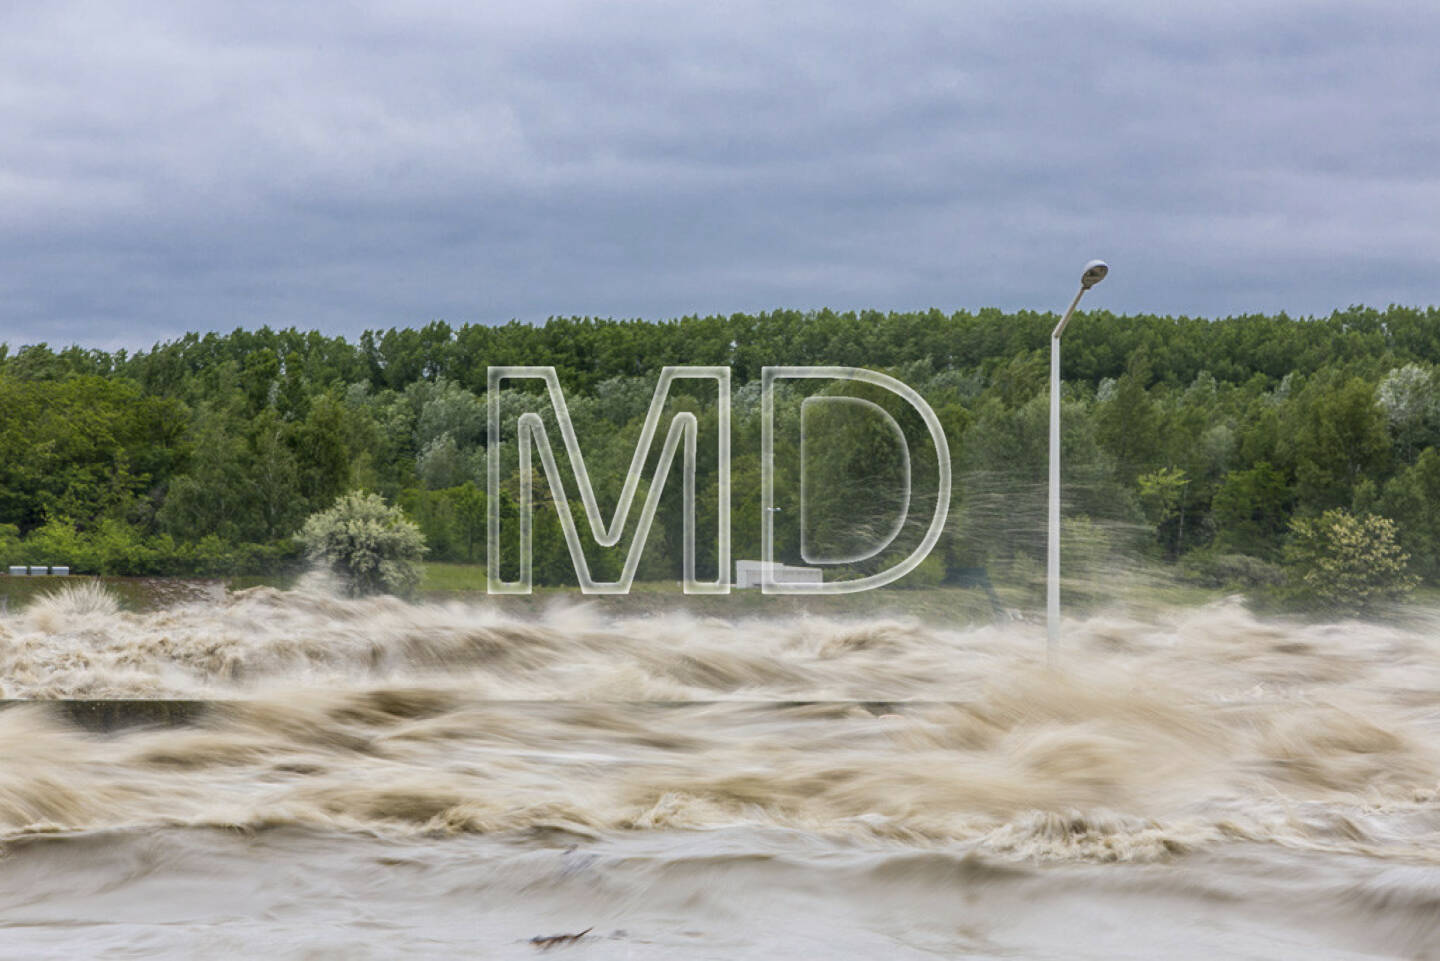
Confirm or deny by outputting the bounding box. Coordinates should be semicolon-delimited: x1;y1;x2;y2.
4;305;1440;600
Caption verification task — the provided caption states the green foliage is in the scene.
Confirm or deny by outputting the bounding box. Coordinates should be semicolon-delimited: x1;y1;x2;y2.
1376;363;1440;462
6;305;1440;591
299;491;427;597
8;517;299;576
1282;509;1417;614
1211;463;1291;558
956;389;1133;572
1378;448;1440;582
396;483;486;563
1058;513;1120;577
800;391;914;567
1280;374;1391;510
416;433;472;490
0;373;188;532
1138;467;1189;556
1095;350;1162;484
0;523;21;561
900;553;946;588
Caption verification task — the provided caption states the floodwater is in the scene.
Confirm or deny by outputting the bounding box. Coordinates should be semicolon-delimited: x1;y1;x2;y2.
2;580;1440;959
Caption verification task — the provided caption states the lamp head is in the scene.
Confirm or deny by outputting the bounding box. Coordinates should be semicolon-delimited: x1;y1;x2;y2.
1080;259;1109;290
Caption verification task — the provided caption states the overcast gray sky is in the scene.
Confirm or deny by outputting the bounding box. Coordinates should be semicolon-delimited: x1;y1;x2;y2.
3;0;1438;351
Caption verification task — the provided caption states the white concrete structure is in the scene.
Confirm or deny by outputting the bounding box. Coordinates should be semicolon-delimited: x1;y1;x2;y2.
7;564;72;576
735;559;823;589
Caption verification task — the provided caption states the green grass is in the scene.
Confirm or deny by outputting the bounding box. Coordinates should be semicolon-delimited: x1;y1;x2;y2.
412;559;1241;627
420;562;489;592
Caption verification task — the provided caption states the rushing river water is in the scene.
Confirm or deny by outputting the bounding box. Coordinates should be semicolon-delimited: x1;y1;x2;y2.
2;581;1440;959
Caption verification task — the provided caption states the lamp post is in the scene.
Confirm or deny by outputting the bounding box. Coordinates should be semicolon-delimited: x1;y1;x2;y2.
1047;259;1109;666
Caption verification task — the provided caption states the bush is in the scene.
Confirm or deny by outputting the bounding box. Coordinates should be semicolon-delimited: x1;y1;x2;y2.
11;517;302;577
1283;509;1417;614
298;491;427;597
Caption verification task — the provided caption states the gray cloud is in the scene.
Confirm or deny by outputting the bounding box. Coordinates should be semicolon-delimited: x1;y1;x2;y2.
3;0;1439;351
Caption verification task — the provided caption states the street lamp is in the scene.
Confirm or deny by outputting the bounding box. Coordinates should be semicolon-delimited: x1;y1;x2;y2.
1047;259;1108;666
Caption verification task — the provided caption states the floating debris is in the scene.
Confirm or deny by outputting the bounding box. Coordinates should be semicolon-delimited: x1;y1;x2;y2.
529;927;592;950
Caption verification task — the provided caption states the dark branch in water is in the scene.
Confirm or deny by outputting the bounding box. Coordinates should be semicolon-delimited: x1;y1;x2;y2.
529;927;592;949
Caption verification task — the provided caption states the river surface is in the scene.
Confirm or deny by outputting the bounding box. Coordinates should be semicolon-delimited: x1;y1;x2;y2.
2;581;1439;958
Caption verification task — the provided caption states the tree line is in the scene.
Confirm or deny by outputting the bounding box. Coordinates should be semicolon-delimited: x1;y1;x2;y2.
3;304;1440;597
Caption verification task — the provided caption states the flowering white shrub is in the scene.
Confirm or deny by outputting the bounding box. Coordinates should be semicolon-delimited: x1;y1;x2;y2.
299;491;427;597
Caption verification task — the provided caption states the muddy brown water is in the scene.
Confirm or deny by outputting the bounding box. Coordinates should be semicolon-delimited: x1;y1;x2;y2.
2;581;1439;958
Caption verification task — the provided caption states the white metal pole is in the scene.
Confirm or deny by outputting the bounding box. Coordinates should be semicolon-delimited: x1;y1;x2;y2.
1047;287;1085;667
